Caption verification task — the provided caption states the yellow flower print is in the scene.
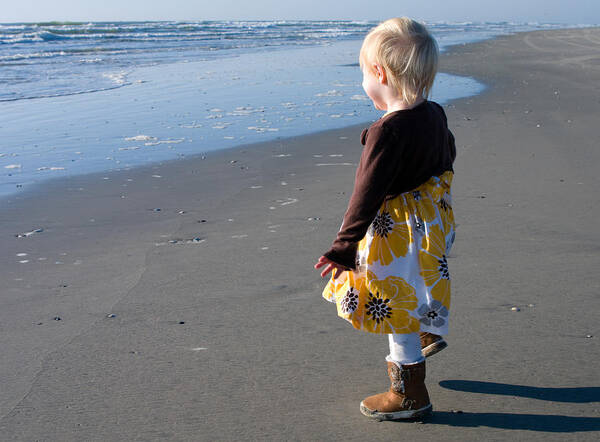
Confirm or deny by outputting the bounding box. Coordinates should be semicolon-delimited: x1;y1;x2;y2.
419;225;451;309
362;272;420;333
366;209;411;266
358;234;368;253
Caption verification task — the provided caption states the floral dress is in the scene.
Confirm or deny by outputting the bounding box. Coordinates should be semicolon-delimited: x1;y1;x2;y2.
323;171;455;335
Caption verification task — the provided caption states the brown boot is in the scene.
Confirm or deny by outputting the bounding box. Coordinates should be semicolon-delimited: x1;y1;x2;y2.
420;332;448;358
360;361;432;421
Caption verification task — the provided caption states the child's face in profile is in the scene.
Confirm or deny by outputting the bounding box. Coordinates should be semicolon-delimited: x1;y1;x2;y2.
361;65;387;111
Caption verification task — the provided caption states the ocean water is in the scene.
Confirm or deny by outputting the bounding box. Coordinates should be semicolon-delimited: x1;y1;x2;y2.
0;21;575;198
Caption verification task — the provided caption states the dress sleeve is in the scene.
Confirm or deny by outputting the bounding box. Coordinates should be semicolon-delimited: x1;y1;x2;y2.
323;123;404;269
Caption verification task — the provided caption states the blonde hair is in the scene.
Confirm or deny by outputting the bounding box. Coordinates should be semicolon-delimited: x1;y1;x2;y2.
359;17;438;106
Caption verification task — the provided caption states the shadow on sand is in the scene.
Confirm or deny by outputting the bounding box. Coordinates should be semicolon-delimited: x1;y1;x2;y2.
428;411;600;432
428;380;600;432
439;380;600;403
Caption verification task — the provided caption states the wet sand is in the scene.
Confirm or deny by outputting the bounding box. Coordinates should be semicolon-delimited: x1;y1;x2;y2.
1;27;600;440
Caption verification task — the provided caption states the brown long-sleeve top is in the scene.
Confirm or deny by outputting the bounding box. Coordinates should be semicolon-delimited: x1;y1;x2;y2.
323;100;456;270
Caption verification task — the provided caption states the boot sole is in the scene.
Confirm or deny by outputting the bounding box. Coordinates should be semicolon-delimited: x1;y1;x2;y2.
359;403;432;421
422;340;448;358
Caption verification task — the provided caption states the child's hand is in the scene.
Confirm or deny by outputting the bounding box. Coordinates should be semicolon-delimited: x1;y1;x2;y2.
314;256;347;279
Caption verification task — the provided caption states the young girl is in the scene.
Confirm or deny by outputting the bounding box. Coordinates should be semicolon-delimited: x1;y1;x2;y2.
314;17;456;421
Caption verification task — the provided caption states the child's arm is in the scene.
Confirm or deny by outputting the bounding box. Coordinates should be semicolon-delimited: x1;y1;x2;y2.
317;122;405;273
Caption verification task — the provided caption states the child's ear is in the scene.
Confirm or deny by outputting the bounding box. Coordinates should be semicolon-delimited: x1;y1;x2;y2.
373;64;387;84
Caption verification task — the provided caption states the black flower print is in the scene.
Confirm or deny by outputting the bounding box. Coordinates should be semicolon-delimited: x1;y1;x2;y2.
439;193;451;211
371;211;394;237
417;300;448;327
412;190;422;201
365;292;392;323
340;288;359;314
438;254;450;279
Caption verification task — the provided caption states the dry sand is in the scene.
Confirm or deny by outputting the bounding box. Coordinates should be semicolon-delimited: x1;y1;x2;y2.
1;28;599;440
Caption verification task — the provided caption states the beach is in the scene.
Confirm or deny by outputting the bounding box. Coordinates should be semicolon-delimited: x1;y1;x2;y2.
1;26;599;441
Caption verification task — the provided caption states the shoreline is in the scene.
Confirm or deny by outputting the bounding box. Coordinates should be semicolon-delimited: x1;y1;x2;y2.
5;21;592;205
0;23;584;204
1;27;600;440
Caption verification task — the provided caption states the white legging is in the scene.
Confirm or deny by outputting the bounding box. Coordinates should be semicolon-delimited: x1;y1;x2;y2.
387;332;423;366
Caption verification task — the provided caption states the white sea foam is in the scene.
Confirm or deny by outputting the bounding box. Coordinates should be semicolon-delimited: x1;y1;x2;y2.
102;71;129;85
247;126;279;133
228;106;263;116
144;138;185;146
125;135;156;142
316;90;343;97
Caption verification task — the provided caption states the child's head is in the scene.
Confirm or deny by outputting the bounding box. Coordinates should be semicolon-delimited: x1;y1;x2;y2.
359;18;438;106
